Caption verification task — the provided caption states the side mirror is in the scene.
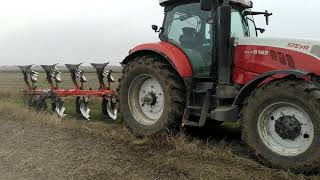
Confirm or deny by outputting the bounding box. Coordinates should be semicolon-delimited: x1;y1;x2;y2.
152;25;159;32
200;0;212;11
264;10;272;25
256;28;265;34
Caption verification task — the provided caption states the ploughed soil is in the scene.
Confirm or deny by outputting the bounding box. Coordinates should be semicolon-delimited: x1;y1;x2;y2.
0;102;318;180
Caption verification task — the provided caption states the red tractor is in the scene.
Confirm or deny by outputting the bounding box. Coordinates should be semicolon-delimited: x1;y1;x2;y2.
119;0;320;172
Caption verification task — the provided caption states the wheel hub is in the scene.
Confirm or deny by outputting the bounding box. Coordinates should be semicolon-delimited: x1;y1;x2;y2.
275;115;301;140
142;92;157;106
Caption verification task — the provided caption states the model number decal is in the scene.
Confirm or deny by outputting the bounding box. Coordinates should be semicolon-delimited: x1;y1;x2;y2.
288;43;310;50
244;50;269;56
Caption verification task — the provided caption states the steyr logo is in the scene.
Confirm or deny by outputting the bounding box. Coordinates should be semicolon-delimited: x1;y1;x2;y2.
288;43;310;50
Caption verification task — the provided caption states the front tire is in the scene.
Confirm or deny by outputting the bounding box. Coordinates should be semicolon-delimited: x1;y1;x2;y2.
119;56;186;136
241;79;320;173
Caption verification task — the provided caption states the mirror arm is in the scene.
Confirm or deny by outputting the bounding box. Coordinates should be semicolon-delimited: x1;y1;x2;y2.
243;10;272;25
246;18;258;37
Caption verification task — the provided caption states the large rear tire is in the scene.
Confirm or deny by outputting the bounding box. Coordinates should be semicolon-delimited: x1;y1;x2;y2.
241;79;320;173
119;56;186;136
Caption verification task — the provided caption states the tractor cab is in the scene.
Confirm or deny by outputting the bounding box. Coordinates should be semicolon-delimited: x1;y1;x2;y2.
158;0;255;77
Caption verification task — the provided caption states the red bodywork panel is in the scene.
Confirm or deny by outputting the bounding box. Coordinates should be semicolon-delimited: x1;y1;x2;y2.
130;42;193;78
233;45;320;85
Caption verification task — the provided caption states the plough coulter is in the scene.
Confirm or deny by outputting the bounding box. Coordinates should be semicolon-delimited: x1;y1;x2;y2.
18;63;118;120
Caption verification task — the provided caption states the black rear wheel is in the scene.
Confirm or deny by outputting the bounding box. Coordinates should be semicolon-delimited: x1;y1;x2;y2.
241;79;320;173
119;56;186;136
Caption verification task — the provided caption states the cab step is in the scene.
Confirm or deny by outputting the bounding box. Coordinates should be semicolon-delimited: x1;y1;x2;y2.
183;105;240;127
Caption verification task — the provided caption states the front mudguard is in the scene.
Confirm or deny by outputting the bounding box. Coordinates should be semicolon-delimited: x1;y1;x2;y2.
233;70;309;107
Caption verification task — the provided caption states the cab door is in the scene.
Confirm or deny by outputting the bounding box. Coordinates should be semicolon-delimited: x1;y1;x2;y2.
161;3;213;76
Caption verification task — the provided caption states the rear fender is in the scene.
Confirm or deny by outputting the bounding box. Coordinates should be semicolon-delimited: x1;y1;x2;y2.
233;70;309;106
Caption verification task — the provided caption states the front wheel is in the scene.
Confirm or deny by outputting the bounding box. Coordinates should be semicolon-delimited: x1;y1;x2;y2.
241;79;320;173
119;56;186;136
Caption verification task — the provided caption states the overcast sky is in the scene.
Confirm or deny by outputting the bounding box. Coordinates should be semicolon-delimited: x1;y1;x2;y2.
0;0;319;66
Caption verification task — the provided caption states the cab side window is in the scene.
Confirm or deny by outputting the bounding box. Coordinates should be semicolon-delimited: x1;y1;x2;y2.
166;13;201;45
231;11;245;38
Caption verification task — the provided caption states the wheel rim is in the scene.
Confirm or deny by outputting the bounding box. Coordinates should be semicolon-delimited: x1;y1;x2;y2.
258;102;314;156
128;74;164;126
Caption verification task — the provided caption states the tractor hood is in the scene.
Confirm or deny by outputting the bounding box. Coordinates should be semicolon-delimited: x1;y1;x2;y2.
233;37;320;79
235;37;320;59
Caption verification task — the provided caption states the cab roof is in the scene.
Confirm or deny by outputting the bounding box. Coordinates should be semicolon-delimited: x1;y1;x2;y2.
159;0;253;8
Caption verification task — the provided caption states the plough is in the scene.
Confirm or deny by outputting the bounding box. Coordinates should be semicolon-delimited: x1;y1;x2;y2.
18;63;118;120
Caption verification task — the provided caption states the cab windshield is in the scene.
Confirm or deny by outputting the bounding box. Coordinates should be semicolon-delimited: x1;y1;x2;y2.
160;2;251;76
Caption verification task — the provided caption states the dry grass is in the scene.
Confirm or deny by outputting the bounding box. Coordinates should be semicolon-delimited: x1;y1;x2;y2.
0;89;21;100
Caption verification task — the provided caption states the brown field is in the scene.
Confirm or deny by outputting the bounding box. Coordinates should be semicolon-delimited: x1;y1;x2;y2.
0;72;319;179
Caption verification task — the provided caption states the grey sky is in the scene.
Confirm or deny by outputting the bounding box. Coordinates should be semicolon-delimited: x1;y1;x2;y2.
0;0;318;66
